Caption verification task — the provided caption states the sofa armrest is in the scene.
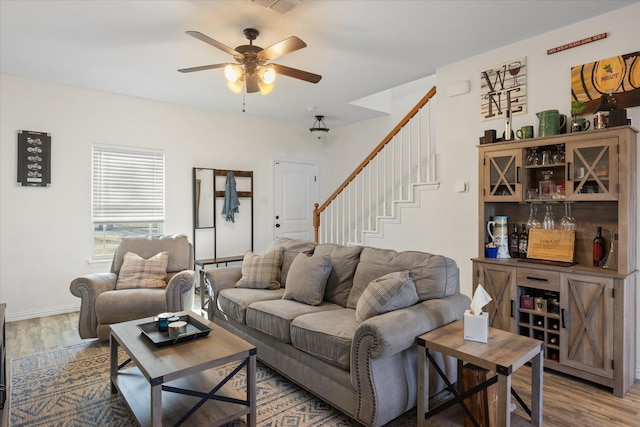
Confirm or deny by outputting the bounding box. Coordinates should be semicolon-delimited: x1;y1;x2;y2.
69;273;117;339
352;292;470;381
205;266;242;296
165;270;195;312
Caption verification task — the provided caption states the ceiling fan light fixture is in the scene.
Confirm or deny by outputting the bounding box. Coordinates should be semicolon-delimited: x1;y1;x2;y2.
309;115;329;141
227;80;244;94
258;81;275;95
224;64;243;83
259;65;276;85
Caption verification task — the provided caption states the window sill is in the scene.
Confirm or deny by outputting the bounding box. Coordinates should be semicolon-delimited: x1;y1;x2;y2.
87;258;111;268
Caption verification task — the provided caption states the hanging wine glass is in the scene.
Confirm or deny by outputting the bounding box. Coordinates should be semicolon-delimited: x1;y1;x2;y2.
527;203;541;230
543;204;555;229
560;203;576;230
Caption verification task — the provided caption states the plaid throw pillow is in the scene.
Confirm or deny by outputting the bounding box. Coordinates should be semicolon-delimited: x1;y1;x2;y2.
235;248;284;290
355;271;418;322
116;251;169;289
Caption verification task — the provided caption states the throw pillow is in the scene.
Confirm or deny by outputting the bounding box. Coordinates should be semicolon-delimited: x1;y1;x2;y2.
355;271;418;322
313;244;362;307
282;253;332;306
235;248;284;290
116;251;169;289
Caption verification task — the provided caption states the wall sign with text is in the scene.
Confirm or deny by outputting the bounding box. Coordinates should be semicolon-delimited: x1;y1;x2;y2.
481;57;527;121
17;130;51;187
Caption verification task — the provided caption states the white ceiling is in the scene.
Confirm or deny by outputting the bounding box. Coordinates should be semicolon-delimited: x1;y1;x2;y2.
1;0;637;128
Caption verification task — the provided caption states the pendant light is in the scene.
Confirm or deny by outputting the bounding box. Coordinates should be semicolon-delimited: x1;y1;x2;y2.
309;115;329;141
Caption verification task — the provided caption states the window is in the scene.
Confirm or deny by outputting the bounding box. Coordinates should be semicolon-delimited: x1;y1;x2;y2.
92;145;165;258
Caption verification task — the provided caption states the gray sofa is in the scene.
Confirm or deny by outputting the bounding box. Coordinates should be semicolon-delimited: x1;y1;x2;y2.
205;237;470;427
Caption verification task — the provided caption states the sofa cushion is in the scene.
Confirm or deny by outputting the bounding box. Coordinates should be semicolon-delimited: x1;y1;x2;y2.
355;271;419;322
283;253;332;306
246;299;342;343
348;247;459;308
290;308;358;370
267;237;317;286
235;248;284;290
217;288;285;324
116;251;168;289
313;244;362;307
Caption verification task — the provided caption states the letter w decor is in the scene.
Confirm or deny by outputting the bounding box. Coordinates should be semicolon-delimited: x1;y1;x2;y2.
481;57;527;121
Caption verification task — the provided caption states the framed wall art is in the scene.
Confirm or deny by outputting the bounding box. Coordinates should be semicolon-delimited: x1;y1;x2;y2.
481;57;527;121
571;51;640;113
17;130;51;187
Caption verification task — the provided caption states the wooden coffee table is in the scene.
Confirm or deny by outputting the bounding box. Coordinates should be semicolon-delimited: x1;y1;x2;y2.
110;311;256;427
417;320;543;427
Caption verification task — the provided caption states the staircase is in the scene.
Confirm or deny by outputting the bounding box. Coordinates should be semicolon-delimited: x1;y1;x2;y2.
314;86;437;245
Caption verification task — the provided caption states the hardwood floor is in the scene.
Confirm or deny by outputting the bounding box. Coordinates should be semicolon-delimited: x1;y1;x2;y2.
5;310;640;426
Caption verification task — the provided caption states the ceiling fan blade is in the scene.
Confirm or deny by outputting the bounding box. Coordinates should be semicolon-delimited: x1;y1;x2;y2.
258;36;307;61
186;31;241;56
177;63;228;73
270;64;322;84
245;74;260;93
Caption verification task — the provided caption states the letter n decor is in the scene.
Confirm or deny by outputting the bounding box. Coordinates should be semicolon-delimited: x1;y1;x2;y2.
17;130;51;187
481;57;527;121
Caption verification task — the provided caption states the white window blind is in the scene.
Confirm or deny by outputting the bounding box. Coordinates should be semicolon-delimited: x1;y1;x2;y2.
92;146;165;223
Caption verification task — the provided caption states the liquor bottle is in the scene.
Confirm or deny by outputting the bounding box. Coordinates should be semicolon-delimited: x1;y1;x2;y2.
518;224;528;258
593;227;606;266
509;224;519;258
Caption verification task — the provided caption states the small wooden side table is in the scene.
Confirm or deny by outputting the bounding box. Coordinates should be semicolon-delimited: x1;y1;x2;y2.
195;256;243;315
417;320;543;427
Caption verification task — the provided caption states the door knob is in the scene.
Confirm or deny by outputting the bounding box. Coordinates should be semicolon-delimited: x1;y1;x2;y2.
275;224;280;228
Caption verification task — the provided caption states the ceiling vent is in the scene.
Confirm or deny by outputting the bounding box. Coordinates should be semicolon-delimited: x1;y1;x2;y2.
252;0;301;14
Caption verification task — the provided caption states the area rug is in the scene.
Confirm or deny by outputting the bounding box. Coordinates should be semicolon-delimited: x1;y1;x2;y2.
10;341;419;426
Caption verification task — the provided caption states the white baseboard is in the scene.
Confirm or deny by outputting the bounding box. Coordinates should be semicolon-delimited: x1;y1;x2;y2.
6;304;80;322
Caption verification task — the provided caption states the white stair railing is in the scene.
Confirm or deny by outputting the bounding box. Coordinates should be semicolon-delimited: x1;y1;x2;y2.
314;87;437;245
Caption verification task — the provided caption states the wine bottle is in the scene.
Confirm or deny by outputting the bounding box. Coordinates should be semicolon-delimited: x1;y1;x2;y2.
518;224;528;258
593;226;606;266
509;224;519;258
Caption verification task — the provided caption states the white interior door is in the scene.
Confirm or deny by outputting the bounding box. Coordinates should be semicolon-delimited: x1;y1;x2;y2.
273;160;318;240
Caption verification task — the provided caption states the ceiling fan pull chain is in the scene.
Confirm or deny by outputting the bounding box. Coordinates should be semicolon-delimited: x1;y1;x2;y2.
242;91;246;113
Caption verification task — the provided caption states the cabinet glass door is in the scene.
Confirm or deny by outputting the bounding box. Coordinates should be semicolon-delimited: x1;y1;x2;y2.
560;273;614;379
484;149;522;201
566;138;618;201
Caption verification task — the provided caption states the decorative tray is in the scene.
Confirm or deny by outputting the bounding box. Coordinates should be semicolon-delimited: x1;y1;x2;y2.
137;314;212;347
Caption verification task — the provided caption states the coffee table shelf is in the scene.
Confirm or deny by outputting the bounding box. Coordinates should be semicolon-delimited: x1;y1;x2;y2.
113;366;250;426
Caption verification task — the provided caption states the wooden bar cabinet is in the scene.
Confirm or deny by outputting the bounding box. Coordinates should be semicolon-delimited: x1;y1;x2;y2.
472;126;637;397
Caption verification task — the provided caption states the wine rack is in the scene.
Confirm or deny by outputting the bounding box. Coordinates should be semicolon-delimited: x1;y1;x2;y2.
517;287;561;363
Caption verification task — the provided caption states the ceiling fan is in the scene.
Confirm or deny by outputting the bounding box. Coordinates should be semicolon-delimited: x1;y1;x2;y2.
178;28;322;95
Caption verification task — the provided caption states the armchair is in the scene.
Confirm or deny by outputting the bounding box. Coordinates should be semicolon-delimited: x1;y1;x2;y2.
70;234;195;340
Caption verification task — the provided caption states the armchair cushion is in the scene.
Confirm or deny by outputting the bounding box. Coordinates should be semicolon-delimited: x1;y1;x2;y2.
235;248;285;290
115;251;169;289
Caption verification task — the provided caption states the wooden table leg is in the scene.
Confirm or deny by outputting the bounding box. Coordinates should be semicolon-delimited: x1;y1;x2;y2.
417;347;429;427
247;354;257;427
530;349;544;426
150;383;162;427
497;372;512;427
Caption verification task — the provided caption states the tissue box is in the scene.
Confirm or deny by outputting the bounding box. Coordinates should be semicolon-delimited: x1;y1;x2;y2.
464;310;489;343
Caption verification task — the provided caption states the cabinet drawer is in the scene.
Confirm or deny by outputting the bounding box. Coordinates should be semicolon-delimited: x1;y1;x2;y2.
516;268;560;291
